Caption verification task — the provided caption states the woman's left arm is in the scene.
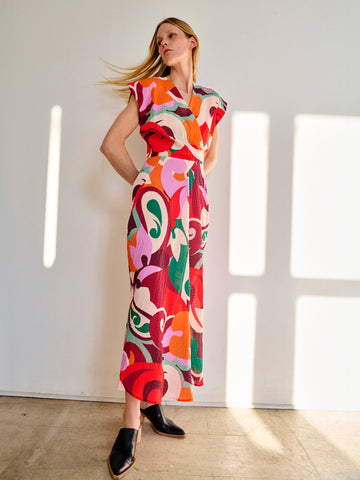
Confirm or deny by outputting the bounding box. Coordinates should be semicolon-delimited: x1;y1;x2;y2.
203;125;219;176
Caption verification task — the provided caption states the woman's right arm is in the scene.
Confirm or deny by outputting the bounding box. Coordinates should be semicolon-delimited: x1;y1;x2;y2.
99;95;140;185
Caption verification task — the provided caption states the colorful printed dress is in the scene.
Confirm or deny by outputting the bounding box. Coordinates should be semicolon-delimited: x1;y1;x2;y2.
118;76;227;404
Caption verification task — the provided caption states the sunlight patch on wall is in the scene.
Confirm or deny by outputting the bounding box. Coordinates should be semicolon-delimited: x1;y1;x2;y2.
43;105;62;269
226;293;256;407
229;112;269;276
293;296;360;410
291;114;360;280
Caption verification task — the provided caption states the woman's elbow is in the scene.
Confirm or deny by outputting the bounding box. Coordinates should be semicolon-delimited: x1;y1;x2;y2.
99;134;111;154
99;141;108;154
99;137;121;156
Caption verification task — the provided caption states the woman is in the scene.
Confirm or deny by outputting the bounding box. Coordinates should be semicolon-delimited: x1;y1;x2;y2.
99;17;227;478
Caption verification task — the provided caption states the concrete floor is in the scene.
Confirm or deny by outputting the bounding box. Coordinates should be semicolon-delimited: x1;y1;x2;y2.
0;396;359;480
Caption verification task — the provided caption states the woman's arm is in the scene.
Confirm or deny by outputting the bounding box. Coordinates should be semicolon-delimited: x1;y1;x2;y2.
99;95;140;185
203;125;219;176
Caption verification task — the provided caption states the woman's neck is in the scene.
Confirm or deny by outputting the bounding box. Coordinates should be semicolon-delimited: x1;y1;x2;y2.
167;64;194;94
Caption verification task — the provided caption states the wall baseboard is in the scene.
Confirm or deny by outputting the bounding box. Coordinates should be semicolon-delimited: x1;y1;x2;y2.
0;390;294;409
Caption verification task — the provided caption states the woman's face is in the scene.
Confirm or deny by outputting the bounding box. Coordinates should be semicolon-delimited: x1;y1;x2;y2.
156;23;197;67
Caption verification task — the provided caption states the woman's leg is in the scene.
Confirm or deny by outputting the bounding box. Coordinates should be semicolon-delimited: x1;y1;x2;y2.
108;392;142;478
123;391;141;429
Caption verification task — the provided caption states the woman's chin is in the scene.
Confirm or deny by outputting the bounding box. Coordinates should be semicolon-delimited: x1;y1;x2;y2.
162;56;177;67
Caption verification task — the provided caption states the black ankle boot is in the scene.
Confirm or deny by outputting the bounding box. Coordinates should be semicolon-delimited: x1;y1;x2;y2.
140;404;186;438
108;427;139;479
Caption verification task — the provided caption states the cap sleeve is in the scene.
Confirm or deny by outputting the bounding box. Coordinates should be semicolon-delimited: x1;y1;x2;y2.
127;80;139;104
213;92;228;127
127;80;144;124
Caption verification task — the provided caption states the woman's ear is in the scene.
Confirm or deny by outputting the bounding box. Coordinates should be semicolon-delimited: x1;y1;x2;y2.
190;36;198;49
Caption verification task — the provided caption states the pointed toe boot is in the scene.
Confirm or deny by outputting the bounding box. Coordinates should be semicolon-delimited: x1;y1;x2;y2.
108;426;141;479
140;404;186;438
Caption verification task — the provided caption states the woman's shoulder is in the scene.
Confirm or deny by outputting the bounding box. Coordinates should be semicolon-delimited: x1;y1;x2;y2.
128;76;227;111
194;83;228;109
128;76;166;87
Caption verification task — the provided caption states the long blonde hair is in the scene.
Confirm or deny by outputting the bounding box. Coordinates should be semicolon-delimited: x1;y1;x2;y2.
96;17;200;102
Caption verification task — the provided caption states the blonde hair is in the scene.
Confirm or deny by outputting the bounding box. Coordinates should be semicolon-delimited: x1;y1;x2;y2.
96;17;200;102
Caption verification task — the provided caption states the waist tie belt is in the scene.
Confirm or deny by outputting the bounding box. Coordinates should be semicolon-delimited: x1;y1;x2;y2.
147;150;204;162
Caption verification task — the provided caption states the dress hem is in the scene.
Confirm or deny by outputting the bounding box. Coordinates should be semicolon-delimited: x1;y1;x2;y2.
116;379;203;403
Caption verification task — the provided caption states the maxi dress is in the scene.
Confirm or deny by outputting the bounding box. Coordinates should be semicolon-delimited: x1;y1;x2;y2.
118;76;227;404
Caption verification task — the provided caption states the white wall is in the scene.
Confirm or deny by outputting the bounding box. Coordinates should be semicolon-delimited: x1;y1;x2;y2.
1;0;360;410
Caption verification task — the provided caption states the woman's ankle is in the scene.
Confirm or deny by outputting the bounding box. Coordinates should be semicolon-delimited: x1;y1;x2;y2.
122;410;141;429
123;391;141;429
140;400;155;409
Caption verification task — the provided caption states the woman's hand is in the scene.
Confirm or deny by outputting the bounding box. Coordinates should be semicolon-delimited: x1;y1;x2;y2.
99;95;140;185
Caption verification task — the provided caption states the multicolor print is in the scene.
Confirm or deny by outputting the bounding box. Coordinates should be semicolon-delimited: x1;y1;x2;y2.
119;76;227;403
